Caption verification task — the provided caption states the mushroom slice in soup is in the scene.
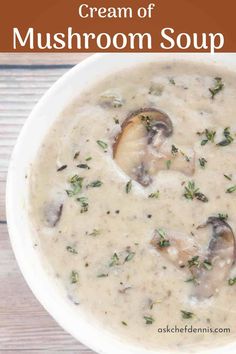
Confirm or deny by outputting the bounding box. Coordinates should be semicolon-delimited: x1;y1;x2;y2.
150;229;199;268
192;217;236;299
150;218;236;299
113;108;195;186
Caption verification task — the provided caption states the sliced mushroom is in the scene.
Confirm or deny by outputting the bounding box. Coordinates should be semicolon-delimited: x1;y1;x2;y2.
192;217;236;299
150;218;236;300
44;202;63;227
113;108;195;186
151;230;198;268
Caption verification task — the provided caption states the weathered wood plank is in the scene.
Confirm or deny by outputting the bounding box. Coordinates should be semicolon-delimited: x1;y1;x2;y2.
0;53;91;65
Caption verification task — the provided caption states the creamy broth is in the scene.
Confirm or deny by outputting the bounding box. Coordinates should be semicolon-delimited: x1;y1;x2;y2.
30;61;236;352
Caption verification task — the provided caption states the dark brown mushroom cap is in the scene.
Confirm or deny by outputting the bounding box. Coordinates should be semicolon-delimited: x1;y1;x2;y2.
113;108;173;155
113;108;174;186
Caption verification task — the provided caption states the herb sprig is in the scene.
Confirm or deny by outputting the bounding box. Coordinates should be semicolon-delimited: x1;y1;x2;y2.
181;310;194;319
217;127;234;147
66;175;83;197
183;181;208;203
209;77;224;99
156;228;170;248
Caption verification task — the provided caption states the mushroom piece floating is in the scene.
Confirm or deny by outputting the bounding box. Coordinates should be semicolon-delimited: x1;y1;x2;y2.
150;229;199;268
192;217;236;299
150;217;236;300
113;108;195;186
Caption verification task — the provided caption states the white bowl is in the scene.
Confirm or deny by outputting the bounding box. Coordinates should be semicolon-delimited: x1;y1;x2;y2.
6;53;236;354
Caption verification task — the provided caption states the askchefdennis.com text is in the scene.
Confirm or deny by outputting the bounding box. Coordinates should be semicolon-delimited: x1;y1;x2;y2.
157;325;230;334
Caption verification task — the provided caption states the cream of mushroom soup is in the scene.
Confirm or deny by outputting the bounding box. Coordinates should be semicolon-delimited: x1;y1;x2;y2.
30;61;236;352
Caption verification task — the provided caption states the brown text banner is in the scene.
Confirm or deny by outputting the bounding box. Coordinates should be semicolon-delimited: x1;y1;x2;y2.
0;0;235;52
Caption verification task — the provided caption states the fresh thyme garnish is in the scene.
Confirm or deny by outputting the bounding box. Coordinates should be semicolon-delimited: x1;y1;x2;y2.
77;197;89;213
183;181;208;202
217;127;234;146
198;129;216;146
166;160;171;169
73;151;80;159
199;158;207;168
66;175;83;197
121;321;128;326
97;273;108;278
66;246;78;254
169;78;176;85
77;163;90;169
148;190;160;199
97;140;108;150
85;156;92;161
88;229;100;237
224;174;232;181
87;180;103;188
187;256;212;271
228;277;236;286
70;270;79;284
124;250;135;262
195;192;209;202
144;315;155;325
57;164;67;172
157;228;170;248
181;310;194;319
109;253;120;267
126;180;132;194
218;213;228;221
226;185;236;194
171;144;178;155
185;277;198;284
202;260;213;271
188;256;200;268
209;77;224;99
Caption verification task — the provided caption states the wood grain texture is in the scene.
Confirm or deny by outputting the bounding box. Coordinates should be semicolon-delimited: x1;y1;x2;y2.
0;53;95;353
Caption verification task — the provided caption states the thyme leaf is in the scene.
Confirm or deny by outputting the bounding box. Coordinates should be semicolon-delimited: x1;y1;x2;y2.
144;316;155;325
109;253;120;267
198;129;216;146
217;127;234;147
226;185;236;194
148;190;160;199
157;228;170;248
183;181;208;202
77;196;89;213
188;256;200;268
228;277;236;286
97;140;108;150
181;310;194;319
70;270;79;284
126;180;132;194
66;246;78;254
66;175;83;197
87;180;103;188
199;158;207;168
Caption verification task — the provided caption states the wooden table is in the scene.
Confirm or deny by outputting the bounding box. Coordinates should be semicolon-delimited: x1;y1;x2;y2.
0;53;95;353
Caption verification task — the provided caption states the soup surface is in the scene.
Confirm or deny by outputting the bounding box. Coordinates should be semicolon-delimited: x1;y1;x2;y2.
30;61;236;353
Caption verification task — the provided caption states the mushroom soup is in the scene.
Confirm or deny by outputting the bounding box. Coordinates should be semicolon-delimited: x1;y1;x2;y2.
30;61;236;352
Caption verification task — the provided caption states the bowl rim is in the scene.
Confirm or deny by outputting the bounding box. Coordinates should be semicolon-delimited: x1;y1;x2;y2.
6;52;236;354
